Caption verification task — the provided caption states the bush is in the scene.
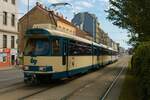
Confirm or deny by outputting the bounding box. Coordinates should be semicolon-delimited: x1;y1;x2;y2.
131;42;150;100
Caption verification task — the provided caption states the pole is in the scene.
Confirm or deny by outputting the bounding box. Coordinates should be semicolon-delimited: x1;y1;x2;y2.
27;0;29;29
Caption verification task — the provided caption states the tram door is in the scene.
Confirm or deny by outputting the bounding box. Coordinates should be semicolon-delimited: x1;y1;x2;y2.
62;40;68;72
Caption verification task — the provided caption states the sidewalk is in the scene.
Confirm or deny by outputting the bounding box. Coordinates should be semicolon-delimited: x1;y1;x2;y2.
0;66;13;71
0;65;22;71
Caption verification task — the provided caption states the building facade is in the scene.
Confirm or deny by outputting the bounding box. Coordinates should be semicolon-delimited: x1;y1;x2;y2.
71;12;97;37
71;12;106;43
0;0;18;67
72;12;119;51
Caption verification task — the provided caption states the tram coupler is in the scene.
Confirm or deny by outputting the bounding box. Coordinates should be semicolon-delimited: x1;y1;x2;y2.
24;73;38;84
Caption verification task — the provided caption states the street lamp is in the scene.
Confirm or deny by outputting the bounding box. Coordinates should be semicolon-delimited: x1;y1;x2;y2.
27;0;30;29
49;2;72;11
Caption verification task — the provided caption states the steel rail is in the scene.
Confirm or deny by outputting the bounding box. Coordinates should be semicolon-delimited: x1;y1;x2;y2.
60;61;122;100
18;87;53;100
100;64;126;100
19;61;120;100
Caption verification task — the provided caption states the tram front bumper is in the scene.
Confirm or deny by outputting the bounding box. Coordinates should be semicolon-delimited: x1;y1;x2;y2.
23;71;56;83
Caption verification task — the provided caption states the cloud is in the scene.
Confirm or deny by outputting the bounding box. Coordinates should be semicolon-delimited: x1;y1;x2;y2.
70;1;94;13
21;0;36;5
98;0;109;2
76;1;93;8
80;1;93;8
48;0;60;3
48;0;73;3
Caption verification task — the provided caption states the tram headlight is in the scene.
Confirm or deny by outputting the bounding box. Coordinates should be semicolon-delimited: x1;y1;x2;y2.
24;66;29;70
39;67;46;71
39;66;53;71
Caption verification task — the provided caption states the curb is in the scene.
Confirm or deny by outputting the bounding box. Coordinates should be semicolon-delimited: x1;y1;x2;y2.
0;66;22;71
0;67;13;71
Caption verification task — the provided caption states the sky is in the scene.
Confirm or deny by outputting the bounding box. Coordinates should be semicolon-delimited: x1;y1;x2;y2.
18;0;130;49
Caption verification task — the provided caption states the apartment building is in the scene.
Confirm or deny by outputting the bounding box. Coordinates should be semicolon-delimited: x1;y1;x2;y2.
71;12;104;43
0;0;18;67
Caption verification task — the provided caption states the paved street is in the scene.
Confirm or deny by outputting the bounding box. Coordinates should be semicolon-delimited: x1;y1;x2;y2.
0;55;130;100
0;67;23;89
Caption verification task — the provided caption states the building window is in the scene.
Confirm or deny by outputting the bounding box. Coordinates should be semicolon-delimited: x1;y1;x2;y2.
3;12;7;25
11;36;15;48
3;35;7;48
3;0;7;2
11;14;15;26
11;0;15;5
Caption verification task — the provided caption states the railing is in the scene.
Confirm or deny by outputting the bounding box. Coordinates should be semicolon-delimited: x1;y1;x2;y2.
33;24;75;35
33;24;57;30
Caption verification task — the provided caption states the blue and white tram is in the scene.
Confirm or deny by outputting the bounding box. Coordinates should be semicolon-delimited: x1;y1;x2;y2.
23;28;118;83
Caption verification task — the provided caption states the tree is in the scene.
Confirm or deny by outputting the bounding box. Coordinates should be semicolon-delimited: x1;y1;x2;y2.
106;0;150;45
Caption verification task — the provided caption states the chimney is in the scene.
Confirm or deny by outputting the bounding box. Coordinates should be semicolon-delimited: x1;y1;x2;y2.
56;12;59;16
61;14;64;19
45;6;48;10
59;13;64;18
37;2;43;8
36;2;40;6
48;8;51;11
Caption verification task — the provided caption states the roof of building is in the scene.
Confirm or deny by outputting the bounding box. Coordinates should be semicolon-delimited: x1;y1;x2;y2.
19;2;75;27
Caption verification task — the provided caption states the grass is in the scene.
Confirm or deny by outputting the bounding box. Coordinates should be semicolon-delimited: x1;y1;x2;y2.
119;61;140;100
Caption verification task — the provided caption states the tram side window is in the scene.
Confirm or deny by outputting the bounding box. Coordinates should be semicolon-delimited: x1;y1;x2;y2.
85;45;92;55
52;39;60;56
98;48;102;56
109;51;112;55
69;41;77;55
69;41;92;56
102;49;108;55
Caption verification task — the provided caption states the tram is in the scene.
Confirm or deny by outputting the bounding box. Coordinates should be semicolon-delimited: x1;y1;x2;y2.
23;28;118;83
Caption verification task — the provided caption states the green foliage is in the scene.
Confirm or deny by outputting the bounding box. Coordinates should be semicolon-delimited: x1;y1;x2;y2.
106;0;150;44
131;42;150;100
107;0;150;99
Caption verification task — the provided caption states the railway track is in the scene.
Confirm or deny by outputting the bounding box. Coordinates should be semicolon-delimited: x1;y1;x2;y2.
18;86;54;100
0;74;88;100
20;60;124;100
0;56;129;100
18;75;91;100
0;82;57;100
61;56;129;100
60;62;126;100
0;82;25;94
100;64;126;100
0;68;23;91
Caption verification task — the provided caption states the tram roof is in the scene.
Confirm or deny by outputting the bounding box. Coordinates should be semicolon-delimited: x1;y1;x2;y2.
49;29;117;52
48;29;109;49
26;28;117;52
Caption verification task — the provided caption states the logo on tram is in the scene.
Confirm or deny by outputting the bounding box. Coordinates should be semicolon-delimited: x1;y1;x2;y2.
30;57;37;65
